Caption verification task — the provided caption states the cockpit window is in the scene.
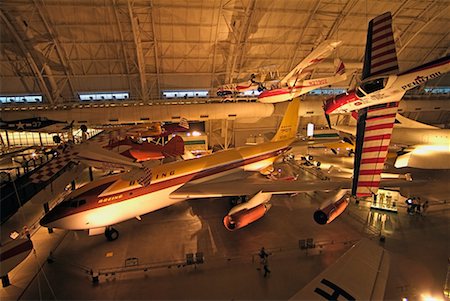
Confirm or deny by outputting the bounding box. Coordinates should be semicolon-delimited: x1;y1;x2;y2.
356;88;365;98
60;199;86;208
359;77;387;94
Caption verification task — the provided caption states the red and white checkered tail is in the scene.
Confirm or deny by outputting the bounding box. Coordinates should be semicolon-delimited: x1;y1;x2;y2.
352;102;399;198
362;12;399;80
137;166;153;187
30;147;79;183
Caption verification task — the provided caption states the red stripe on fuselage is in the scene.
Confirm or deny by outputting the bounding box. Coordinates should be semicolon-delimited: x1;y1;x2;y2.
44;148;288;223
323;90;359;114
0;240;33;262
259;89;290;98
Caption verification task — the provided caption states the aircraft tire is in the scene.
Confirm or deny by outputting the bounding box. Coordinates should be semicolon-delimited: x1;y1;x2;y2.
105;227;119;241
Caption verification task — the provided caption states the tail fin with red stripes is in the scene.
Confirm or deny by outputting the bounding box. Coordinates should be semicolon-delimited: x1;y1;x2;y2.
362;12;399;80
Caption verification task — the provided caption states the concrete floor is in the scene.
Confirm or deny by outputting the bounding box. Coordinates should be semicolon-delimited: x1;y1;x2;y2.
2;152;449;300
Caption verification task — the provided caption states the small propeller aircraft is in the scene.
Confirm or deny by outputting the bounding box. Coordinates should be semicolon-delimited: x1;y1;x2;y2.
217;40;346;102
0;117;72;133
29;120;190;183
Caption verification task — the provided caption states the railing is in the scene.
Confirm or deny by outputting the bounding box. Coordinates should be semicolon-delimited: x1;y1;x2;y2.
45;236;360;284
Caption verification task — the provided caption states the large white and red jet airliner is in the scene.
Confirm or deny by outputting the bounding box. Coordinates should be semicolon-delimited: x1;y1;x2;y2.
39;97;409;240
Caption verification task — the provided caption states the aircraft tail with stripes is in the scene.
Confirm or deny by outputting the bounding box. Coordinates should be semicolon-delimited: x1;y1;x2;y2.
362;12;398;80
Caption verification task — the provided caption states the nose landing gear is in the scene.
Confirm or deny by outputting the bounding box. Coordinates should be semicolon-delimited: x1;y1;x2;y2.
104;227;119;241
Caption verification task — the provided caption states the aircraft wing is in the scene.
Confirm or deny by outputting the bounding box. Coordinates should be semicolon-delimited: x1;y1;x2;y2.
170;178;350;199
30;145;79;183
352;101;400;197
169;176;414;199
290;238;390;300
88;128;128;147
280;40;342;86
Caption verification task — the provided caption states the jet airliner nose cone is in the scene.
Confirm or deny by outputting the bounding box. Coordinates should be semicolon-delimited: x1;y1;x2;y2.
40;210;57;227
39;214;50;227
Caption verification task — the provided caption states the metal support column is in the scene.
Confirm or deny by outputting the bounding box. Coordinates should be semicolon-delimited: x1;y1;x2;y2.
5;130;10;147
43;202;53;233
89;167;94;182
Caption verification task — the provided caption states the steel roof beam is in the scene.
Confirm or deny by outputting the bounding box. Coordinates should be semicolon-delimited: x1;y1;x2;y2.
32;0;76;100
227;0;257;84
0;9;54;103
127;0;148;101
210;0;223;92
149;0;161;98
397;3;448;55
112;0;133;92
287;0;322;72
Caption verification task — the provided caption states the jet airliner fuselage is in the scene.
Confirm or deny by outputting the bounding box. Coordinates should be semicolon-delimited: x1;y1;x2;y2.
40;139;293;231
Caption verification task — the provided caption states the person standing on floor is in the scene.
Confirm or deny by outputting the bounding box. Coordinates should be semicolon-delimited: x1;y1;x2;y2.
259;247;269;263
263;260;271;277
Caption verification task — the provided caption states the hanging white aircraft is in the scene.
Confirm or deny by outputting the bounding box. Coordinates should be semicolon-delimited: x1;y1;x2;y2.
257;48;347;103
217;40;346;100
39;98;410;241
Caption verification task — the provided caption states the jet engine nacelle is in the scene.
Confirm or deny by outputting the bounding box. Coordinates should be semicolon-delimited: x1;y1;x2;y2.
223;191;272;231
313;191;350;225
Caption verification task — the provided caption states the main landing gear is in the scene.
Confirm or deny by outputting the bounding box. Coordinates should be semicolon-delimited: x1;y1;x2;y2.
104;226;119;241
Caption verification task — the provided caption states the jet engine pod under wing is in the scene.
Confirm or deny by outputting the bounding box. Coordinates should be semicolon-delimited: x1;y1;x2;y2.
313;190;351;225
223;191;272;231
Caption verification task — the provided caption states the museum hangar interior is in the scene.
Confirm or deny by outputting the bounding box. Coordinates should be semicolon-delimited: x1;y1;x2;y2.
0;1;449;300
